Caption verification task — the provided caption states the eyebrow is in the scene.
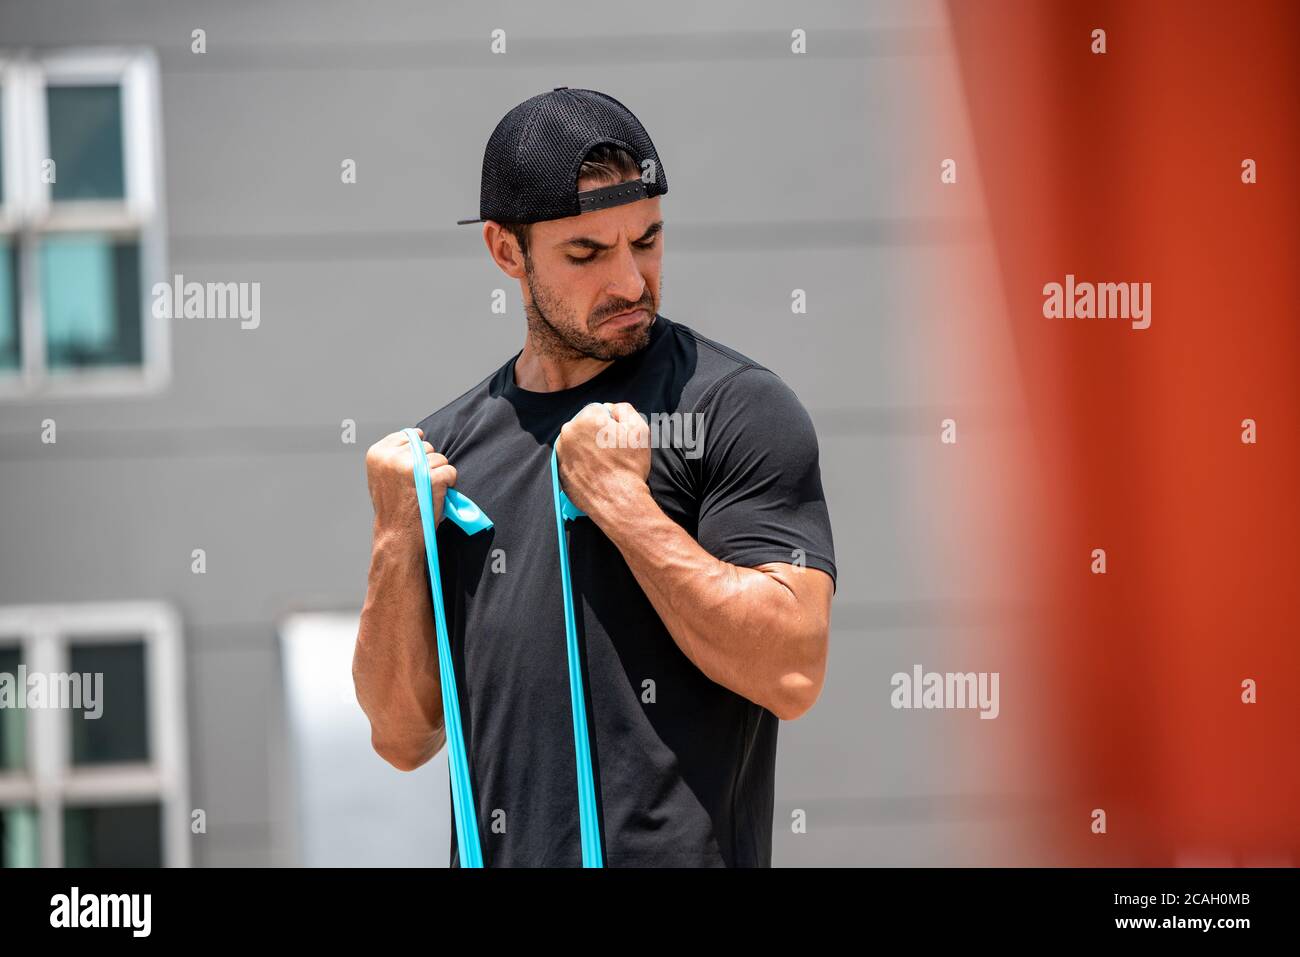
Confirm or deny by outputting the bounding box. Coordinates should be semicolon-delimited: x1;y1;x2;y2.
559;220;664;252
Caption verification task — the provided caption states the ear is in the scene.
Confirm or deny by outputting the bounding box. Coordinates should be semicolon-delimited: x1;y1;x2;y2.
483;221;528;280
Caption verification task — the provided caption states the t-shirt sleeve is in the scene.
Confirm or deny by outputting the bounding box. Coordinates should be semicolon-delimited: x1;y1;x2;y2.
691;366;837;593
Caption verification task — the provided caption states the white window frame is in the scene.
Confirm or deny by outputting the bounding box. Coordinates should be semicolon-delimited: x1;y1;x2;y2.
0;56;22;377
0;602;189;867
0;47;169;400
0;58;21;229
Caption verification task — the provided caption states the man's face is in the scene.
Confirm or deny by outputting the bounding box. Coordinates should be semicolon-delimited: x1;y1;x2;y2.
495;179;663;361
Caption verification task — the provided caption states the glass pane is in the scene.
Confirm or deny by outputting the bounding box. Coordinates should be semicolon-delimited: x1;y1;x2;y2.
1;807;39;868
64;803;161;867
46;85;126;201
40;234;142;369
68;640;148;765
0;646;25;770
0;241;17;372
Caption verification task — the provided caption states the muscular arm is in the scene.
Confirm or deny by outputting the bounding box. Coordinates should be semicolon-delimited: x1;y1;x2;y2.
558;402;834;721
354;528;446;770
589;483;832;721
352;429;456;770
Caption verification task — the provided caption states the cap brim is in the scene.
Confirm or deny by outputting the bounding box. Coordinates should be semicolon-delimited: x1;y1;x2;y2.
456;217;484;225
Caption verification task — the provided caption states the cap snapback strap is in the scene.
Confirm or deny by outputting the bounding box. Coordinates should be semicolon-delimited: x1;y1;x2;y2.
576;178;650;214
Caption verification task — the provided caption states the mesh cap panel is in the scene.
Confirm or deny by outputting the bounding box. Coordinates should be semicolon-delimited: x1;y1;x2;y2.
464;87;668;225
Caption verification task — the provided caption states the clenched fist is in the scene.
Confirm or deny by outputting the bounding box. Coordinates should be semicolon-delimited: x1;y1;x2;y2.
365;429;458;550
555;402;652;522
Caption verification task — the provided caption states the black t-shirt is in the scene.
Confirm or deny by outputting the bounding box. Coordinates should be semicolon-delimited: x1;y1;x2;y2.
415;313;837;867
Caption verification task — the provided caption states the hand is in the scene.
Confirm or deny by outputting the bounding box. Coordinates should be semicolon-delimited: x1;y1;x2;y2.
365;429;459;549
555;402;652;522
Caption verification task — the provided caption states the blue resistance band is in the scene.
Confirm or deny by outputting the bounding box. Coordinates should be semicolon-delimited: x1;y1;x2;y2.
404;428;603;868
549;444;604;867
402;427;493;868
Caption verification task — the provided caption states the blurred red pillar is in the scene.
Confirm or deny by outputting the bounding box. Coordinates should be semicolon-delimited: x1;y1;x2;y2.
947;0;1300;863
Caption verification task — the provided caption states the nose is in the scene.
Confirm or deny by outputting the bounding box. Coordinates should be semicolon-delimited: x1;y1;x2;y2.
605;238;647;306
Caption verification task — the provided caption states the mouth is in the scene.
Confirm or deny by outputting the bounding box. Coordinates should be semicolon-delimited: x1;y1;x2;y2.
600;307;648;329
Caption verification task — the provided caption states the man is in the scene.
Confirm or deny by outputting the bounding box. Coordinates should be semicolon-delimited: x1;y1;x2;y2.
353;87;836;867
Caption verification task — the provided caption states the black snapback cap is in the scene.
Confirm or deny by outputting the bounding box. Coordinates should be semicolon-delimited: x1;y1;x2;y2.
456;87;668;226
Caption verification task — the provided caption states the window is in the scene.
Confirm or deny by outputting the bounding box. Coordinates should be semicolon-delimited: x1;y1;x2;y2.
0;603;189;867
0;50;167;398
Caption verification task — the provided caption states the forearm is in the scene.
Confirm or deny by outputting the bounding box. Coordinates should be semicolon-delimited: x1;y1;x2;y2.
589;487;824;720
353;527;446;769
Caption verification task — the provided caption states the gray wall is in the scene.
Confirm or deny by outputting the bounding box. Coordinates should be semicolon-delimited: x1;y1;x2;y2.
0;0;1040;866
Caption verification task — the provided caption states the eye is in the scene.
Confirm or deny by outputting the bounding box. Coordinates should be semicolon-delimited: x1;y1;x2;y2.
566;253;596;264
634;236;659;249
